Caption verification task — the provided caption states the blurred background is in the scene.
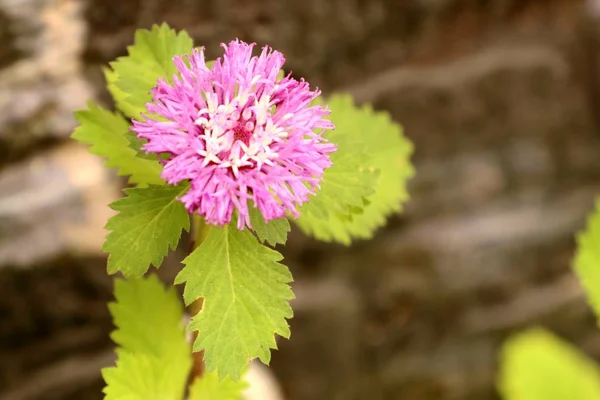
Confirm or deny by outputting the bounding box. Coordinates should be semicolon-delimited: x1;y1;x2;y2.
2;0;600;399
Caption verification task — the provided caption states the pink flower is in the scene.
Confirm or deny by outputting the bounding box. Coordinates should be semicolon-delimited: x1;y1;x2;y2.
132;40;336;229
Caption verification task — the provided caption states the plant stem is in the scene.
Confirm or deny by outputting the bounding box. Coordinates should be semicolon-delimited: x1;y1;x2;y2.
188;214;212;380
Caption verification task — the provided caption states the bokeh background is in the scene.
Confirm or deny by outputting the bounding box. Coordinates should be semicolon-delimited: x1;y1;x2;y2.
2;0;600;399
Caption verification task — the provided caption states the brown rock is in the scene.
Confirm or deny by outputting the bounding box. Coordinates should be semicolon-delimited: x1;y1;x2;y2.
0;142;120;268
0;0;92;163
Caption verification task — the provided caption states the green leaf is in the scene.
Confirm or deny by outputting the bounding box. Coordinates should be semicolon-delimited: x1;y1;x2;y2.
249;208;290;246
103;68;160;162
123;130;155;159
104;67;144;121
104;184;190;277
336;98;414;240
295;95;379;245
189;371;248;400
295;94;413;244
175;225;294;380
107;23;194;118
575;199;600;321
72;101;163;186
498;328;600;400
102;275;192;400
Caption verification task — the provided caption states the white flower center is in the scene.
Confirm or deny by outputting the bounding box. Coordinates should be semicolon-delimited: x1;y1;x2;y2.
193;80;288;176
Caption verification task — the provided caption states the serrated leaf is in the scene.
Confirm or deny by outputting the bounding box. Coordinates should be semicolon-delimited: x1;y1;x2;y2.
102;275;192;400
123;130;156;160
189;370;248;400
498;328;600;400
295;95;379;245
175;225;294;380
574;199;600;321
249;208;290;246
295;94;413;244
104;67;144;121
72;101;163;186
108;23;194;119
335;97;414;239
104;68;159;162
104;184;190;277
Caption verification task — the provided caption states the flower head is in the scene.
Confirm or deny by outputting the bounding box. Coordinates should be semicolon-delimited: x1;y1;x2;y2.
133;40;336;229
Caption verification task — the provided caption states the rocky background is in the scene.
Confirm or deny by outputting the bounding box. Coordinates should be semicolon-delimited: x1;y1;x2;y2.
1;0;600;399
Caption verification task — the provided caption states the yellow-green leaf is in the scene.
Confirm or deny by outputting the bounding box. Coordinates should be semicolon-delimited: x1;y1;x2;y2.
498;328;600;400
102;275;192;400
175;225;294;380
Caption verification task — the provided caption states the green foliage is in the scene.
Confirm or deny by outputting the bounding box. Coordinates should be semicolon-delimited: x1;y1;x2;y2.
574;199;600;321
249;208;290;246
295;96;377;244
189;371;247;400
175;225;294;380
104;68;158;162
102;275;192;400
295;94;413;244
498;328;600;400
104;184;190;277
104;67;143;122
72;102;163;186
81;23;418;393
107;23;194;119
336;99;414;239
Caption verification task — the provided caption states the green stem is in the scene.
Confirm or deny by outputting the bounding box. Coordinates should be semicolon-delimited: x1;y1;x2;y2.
188;214;212;380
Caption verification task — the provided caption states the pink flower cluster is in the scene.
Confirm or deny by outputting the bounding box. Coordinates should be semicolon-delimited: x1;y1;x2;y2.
132;40;336;229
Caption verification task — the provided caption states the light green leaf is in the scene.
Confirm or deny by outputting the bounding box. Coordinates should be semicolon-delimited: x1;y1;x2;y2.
249;208;290;246
102;275;192;400
103;68;161;164
107;23;194;118
104;67;144;121
575;199;600;321
336;98;414;240
189;370;248;400
295;94;414;244
175;225;294;380
72;101;163;186
104;184;190;277
498;328;600;400
295;95;379;245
